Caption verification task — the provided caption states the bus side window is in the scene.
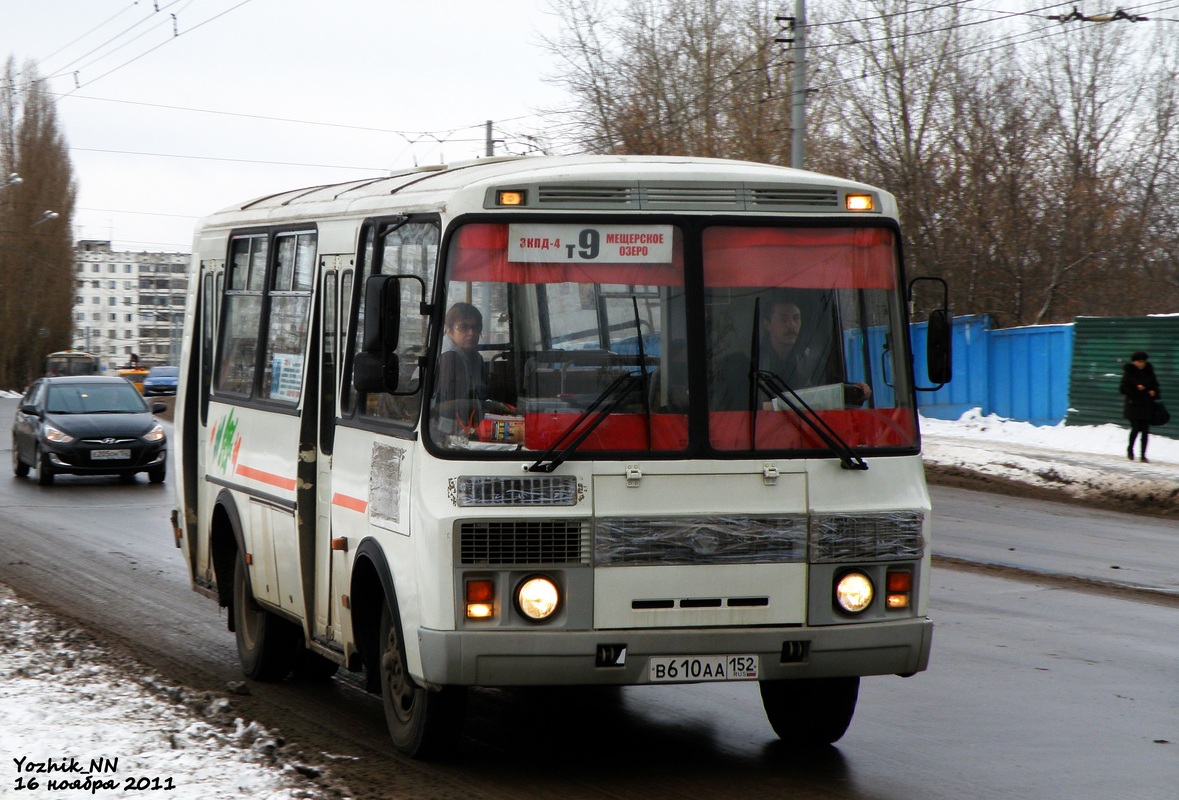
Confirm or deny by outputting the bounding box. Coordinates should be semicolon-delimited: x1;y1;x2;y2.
259;232;315;404
356;220;439;424
216;236;267;397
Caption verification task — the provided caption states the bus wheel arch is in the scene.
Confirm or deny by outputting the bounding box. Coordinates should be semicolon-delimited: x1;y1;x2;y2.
210;492;299;680
351;540;466;759
209;493;243;626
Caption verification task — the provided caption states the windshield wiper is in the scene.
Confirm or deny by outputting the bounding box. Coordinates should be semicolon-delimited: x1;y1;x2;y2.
747;298;867;471
526;296;653;474
525;371;644;473
754;370;868;471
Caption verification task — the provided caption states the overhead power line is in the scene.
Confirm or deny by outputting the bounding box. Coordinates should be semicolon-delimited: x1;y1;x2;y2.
1048;6;1150;22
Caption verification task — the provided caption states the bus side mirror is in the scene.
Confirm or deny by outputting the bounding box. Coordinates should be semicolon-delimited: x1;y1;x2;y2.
361;275;401;353
354;351;400;394
908;275;952;391
926;308;952;385
353;275;402;394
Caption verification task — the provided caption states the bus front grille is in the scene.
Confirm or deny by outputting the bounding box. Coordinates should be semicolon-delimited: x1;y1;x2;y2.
459;520;591;566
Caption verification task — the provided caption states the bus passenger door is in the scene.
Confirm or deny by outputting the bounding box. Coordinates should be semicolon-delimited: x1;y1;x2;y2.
313;268;344;642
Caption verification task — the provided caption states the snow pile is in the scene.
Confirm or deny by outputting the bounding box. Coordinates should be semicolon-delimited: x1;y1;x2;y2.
0;585;332;800
921;409;1179;515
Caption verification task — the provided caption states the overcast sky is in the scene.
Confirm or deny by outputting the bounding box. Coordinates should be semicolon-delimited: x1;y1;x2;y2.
2;0;571;252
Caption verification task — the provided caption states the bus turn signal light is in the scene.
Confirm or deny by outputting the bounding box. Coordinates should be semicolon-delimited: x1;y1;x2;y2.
466;578;495;619
886;569;912;610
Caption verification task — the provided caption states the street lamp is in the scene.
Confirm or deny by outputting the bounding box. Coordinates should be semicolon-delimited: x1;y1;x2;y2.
31;209;60;227
2;172;21;190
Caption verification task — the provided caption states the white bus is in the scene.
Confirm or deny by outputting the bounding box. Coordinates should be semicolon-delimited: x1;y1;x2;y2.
171;155;951;758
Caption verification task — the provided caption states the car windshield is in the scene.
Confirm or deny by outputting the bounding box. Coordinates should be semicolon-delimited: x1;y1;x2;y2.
46;382;149;414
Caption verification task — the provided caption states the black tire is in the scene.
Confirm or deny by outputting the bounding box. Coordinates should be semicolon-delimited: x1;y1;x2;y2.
760;676;860;746
148;464;166;484
232;551;299;681
36;450;54;486
378;602;466;759
13;446;29;478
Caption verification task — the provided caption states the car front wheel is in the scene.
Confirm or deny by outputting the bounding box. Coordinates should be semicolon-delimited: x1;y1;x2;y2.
13;446;29;478
36;450;54;486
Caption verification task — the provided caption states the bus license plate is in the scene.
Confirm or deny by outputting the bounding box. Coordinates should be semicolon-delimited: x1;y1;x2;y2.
648;654;759;683
91;449;131;460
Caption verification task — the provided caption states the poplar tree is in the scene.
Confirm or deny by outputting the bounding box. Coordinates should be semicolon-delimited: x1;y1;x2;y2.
0;57;76;389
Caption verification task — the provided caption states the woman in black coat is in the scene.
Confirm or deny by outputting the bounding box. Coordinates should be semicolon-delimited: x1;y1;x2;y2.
1120;350;1160;462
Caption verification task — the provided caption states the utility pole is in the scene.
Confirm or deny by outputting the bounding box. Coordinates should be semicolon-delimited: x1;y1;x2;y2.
486;120;495;157
776;1;807;169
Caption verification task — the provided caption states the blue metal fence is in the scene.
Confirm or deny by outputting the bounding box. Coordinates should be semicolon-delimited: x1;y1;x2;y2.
912;315;1075;426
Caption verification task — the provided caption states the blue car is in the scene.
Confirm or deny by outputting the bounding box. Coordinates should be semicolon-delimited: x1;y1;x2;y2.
142;365;179;396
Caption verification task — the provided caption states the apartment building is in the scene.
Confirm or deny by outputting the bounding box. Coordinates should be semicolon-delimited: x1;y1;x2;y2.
72;240;189;368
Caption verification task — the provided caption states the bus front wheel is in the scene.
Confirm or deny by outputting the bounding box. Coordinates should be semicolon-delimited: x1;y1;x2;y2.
760;676;860;746
378;603;465;759
232;551;298;681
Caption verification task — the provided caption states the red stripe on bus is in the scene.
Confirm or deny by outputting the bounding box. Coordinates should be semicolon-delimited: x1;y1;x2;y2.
235;464;297;491
332;493;368;513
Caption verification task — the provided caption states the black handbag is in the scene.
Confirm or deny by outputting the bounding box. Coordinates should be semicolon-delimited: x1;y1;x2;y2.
1152;401;1170;427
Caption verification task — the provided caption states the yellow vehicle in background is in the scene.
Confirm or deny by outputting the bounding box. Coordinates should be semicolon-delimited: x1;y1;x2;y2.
117;354;150;394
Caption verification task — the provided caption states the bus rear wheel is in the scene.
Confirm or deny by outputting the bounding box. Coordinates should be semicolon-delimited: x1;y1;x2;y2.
232;551;299;681
760;676;860;746
378;603;465;759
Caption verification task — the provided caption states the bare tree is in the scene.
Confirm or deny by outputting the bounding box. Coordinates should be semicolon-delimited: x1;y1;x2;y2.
541;0;794;161
0;57;77;389
541;0;1179;327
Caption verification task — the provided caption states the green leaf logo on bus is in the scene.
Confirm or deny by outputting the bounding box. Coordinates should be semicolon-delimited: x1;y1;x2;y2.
210;410;241;475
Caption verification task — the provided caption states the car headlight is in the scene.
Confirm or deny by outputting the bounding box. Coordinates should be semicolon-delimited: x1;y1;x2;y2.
834;571;874;614
515;575;560;621
43;425;74;444
144;424;166;443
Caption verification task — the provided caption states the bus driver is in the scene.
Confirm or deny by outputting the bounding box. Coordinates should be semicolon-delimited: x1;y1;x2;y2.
759;291;871;407
431;302;513;440
711;290;871;411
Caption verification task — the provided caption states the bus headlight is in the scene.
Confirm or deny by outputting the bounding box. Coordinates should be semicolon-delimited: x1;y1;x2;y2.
516;575;560;621
834;571;874;614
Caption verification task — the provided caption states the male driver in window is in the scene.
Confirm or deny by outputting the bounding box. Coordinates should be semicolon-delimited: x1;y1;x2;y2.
759;290;871;407
431;303;513;440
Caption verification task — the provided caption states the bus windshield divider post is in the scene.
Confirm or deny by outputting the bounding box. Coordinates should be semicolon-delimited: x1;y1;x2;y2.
630;295;653;449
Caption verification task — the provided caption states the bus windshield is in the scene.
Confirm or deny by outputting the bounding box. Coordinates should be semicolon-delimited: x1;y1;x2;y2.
427;221;916;456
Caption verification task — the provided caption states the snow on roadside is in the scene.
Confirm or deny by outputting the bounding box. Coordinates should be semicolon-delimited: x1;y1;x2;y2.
0;584;336;800
920;409;1179;513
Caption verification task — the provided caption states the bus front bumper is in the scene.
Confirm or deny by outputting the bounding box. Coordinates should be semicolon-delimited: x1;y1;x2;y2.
416;617;932;687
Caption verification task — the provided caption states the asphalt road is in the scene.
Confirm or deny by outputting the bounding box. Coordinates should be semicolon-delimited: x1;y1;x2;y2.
1;395;1176;799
